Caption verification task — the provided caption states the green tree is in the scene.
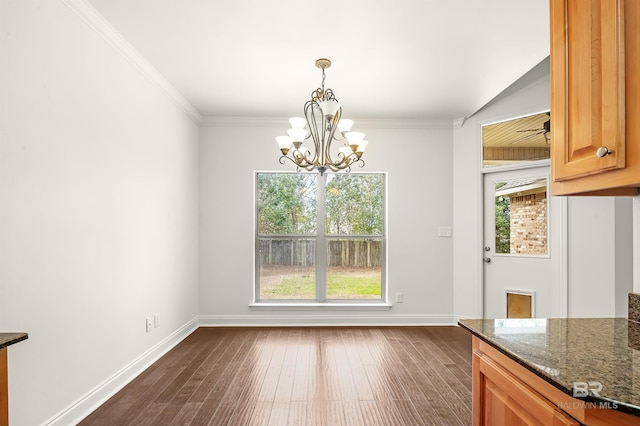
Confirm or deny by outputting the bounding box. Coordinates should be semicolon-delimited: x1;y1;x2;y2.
325;175;354;234
257;174;316;234
495;189;511;254
325;174;383;235
352;175;384;234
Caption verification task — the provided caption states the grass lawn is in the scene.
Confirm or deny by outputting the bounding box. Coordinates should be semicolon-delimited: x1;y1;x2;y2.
261;267;381;299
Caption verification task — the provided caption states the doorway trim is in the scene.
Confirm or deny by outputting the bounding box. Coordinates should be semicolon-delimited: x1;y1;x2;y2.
480;164;568;318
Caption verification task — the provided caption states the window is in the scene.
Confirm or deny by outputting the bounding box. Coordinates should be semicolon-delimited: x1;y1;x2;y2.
494;177;548;256
482;111;551;168
255;172;386;303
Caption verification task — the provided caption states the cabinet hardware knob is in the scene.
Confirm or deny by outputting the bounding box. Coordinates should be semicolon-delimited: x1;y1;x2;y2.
483;257;491;263
596;147;612;158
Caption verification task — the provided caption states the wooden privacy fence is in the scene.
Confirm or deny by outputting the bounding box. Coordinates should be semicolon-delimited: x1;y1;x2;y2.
259;239;382;267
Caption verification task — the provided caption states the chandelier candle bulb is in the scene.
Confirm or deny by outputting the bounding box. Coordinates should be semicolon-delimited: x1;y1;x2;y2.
286;127;308;143
345;131;365;143
356;140;368;158
338;119;354;133
339;146;353;156
275;136;291;155
276;58;368;175
319;100;341;119
288;117;307;129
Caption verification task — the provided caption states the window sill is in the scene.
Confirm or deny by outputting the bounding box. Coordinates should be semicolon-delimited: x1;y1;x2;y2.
249;302;393;311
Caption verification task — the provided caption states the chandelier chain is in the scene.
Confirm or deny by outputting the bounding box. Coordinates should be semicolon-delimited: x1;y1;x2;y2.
321;67;326;93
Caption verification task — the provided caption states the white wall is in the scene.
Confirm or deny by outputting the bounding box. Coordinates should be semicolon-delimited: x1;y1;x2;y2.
452;59;552;319
199;119;455;325
0;1;199;425
453;57;634;320
567;197;633;317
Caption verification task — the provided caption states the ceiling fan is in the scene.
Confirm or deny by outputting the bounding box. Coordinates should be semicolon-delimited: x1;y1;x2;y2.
510;117;551;145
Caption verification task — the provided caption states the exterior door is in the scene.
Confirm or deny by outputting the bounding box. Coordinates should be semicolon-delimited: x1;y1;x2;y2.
483;166;564;319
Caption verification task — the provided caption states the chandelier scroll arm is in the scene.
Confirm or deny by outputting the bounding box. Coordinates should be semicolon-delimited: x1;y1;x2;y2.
323;107;344;167
304;100;322;165
275;58;368;175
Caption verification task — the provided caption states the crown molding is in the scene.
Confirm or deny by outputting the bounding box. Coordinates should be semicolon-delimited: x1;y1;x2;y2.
58;1;457;131
200;116;454;130
61;0;202;124
200;116;285;128
354;118;453;130
453;117;467;128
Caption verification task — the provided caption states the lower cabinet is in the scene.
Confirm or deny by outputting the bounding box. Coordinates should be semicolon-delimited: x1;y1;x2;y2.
472;337;639;426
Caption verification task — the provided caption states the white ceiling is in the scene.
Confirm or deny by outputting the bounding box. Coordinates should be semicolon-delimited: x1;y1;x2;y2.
87;0;550;121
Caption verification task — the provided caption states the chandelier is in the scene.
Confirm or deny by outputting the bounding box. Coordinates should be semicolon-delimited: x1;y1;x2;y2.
275;58;368;175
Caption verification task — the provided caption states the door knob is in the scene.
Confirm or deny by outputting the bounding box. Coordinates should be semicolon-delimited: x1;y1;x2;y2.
483;257;491;263
596;147;612;158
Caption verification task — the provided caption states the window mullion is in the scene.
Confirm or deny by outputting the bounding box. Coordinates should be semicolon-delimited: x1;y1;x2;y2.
316;173;327;302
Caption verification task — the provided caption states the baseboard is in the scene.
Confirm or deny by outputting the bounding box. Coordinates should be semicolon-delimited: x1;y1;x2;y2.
452;314;472;324
198;314;457;327
43;316;199;426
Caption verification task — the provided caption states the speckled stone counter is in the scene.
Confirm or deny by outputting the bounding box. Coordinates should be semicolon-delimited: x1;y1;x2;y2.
458;318;640;417
629;293;640;323
0;333;28;350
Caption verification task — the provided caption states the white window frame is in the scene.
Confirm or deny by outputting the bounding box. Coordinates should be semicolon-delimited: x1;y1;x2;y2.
252;171;389;309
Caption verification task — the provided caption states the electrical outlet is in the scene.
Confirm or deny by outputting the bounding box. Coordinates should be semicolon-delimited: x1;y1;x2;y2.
154;313;160;328
146;316;153;333
396;292;404;303
438;227;452;237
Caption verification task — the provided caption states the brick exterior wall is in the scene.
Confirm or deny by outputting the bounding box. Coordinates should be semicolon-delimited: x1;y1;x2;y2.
509;192;547;255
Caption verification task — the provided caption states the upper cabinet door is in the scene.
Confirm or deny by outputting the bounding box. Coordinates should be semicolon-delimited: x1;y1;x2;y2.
550;0;626;182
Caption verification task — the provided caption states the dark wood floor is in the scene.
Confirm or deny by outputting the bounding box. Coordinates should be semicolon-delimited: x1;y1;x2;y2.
80;326;472;425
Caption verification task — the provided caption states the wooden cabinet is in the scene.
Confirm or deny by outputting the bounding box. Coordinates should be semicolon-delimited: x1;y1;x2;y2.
472;337;640;426
550;0;640;195
473;338;579;426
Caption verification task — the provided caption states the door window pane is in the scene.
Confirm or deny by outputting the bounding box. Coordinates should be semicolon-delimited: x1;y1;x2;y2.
494;178;548;255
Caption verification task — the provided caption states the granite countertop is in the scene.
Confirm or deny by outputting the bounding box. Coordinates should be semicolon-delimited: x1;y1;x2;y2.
0;333;28;350
458;318;640;417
